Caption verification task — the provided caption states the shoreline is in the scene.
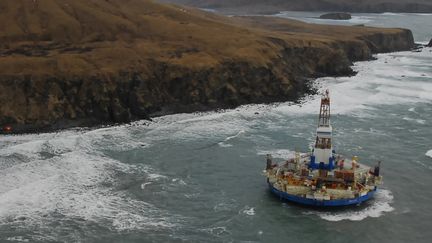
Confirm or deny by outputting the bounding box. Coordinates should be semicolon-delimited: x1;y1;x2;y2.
0;3;416;135
0;80;316;135
3;44;427;136
2;41;422;135
206;8;432;16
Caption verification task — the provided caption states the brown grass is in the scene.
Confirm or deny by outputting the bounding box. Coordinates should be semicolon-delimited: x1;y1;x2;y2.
0;0;408;78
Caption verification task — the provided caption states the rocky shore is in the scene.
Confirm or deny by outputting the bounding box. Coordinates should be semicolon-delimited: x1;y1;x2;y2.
0;0;415;134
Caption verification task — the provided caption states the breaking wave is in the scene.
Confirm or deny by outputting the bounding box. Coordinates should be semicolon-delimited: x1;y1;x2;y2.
426;150;432;159
257;149;296;159
0;31;430;242
305;189;394;221
380;12;405;16
108;48;432;146
241;206;256;216
0;129;180;241
218;130;245;147
273;49;432;116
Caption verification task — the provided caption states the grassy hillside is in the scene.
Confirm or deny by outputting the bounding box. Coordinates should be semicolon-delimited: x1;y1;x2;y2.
0;0;414;132
0;0;267;75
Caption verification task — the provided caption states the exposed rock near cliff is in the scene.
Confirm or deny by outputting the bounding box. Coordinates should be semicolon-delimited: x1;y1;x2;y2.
320;13;352;20
0;0;415;133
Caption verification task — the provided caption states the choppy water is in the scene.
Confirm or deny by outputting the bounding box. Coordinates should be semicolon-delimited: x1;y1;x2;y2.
0;13;431;243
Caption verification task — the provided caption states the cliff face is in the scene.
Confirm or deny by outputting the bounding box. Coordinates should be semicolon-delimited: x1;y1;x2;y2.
0;0;414;133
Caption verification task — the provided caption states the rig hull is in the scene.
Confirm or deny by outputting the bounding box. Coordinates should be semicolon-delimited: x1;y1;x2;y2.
268;182;376;207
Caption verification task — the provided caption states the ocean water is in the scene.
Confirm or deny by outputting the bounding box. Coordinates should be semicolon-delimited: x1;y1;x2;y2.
0;14;431;243
275;11;432;42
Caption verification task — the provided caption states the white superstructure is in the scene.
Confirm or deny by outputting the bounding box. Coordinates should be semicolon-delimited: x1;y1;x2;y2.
312;90;334;168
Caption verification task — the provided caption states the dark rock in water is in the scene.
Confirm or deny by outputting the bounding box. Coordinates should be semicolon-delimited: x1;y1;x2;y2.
427;39;432;47
320;13;352;20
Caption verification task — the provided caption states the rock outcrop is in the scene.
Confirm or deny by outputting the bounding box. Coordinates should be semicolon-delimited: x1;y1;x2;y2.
0;0;415;133
427;39;432;47
320;13;352;20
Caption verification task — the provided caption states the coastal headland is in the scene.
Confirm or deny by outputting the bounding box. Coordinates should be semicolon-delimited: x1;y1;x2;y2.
0;0;415;133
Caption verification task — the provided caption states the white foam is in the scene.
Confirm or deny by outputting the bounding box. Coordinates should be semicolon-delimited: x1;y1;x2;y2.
217;130;245;147
274;50;432;116
380;12;405;16
413;13;432;16
204;226;230;236
171;178;187;185
142;110;254;144
402;117;426;124
199;8;216;13
6;236;29;242
348;16;373;24
0;140;45;157
0;36;429;239
0;151;175;230
257;149;296;159
140;182;152;190
147;172;168;181
242;207;255;216
426;150;432;158
110;49;430;143
0;129;179;238
218;142;234;148
306;189;394;221
85;126;150;152
224;130;245;142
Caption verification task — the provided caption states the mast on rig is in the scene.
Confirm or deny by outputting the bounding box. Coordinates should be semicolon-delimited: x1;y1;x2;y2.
310;90;334;170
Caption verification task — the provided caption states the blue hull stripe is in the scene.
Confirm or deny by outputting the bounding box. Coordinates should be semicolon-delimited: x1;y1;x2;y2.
268;183;376;207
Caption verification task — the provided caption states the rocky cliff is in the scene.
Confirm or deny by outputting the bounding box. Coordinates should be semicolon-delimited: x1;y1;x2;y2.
0;0;414;133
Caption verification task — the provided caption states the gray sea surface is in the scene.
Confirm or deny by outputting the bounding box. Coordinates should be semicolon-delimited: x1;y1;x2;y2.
275;11;432;42
0;13;431;243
